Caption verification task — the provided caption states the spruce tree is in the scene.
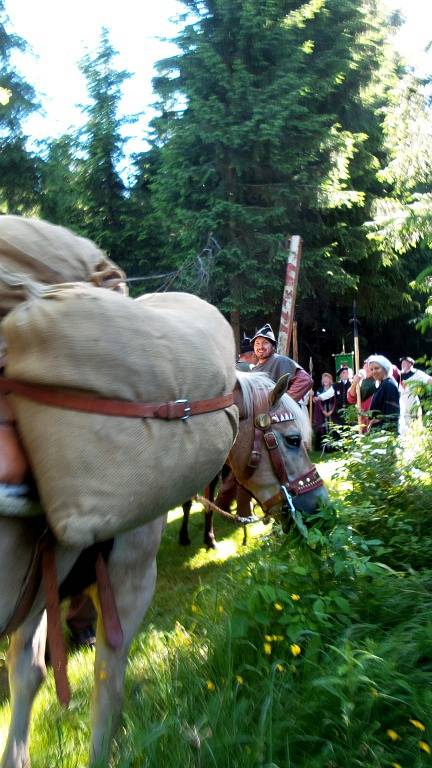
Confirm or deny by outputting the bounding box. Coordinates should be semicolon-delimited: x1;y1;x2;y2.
75;28;131;266
0;0;40;213
149;0;400;346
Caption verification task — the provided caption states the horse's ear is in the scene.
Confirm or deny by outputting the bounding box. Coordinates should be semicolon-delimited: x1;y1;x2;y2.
269;373;290;408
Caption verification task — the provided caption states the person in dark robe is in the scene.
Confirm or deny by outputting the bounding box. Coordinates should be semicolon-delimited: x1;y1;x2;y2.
313;372;336;451
333;365;352;424
236;337;256;371
367;354;400;431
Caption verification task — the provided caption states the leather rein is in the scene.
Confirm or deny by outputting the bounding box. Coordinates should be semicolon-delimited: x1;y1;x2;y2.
239;391;323;517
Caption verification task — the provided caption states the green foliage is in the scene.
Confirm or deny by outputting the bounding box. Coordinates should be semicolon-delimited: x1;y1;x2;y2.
39;134;83;227
0;0;40;213
332;422;432;569
149;0;400;326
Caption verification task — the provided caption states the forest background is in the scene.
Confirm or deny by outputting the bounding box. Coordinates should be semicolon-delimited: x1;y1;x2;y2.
1;0;431;376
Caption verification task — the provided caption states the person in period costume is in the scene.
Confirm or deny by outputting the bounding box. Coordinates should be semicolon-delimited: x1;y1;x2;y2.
313;372;336;451
346;358;376;430
399;356;432;433
236;336;256;372
367;354;400;431
333;365;352;424
250;324;313;400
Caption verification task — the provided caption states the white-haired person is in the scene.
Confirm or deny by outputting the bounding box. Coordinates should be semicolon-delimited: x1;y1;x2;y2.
399;355;432;433
367;355;400;431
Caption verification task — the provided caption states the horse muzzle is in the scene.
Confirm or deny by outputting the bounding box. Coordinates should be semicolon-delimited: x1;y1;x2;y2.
260;466;328;526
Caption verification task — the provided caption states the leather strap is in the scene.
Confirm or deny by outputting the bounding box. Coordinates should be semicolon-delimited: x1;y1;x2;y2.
41;541;71;707
263;430;288;484
0;377;234;420
243;427;263;478
260;490;284;514
288;466;323;496
95;553;123;651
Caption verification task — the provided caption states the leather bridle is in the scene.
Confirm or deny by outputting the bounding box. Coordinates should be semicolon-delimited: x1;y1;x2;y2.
237;391;323;517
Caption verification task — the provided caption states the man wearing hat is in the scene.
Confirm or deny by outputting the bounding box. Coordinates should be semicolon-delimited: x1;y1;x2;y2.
333;365;352;422
399;356;432;432
236;337;256;372
250;324;312;401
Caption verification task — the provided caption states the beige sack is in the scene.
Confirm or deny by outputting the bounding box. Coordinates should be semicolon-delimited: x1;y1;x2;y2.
0;216;126;321
2;286;237;547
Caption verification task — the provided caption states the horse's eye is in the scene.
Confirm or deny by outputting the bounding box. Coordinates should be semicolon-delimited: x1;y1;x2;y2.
284;434;302;449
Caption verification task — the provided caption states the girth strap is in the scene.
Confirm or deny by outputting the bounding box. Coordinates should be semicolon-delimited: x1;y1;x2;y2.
0;377;234;420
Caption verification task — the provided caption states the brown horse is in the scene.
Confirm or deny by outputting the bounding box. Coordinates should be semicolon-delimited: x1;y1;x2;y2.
0;371;326;768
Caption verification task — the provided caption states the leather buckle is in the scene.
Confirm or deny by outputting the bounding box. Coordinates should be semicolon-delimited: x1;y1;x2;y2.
176;399;191;421
264;431;278;450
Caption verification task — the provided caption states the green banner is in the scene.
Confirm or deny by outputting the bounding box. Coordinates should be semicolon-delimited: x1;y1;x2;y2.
334;352;353;375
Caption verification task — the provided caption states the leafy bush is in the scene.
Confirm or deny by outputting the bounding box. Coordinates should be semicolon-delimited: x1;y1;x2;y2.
331;422;432;570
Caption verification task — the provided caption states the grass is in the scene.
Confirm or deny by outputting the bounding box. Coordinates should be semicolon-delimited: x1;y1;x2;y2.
1;443;431;767
0;499;275;767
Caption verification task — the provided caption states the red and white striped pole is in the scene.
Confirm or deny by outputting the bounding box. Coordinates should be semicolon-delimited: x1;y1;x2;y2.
277;235;302;356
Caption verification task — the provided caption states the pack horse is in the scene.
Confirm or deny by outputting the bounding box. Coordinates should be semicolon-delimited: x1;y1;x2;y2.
0;366;327;767
0;218;327;767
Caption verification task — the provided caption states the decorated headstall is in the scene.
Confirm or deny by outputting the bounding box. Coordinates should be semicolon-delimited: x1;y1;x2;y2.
244;393;323;515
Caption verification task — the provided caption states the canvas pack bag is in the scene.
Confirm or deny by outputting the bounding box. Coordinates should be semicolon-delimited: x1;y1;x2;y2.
2;285;238;547
0;215;126;324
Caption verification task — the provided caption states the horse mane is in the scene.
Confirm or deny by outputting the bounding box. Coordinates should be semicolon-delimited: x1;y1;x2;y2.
235;370;312;444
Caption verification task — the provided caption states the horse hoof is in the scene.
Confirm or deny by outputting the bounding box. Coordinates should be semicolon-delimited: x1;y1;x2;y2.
205;538;217;550
179;536;191;546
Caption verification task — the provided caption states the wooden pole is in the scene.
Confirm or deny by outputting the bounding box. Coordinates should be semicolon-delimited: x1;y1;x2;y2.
292;320;298;362
277;236;302;356
308;356;313;424
350;301;363;430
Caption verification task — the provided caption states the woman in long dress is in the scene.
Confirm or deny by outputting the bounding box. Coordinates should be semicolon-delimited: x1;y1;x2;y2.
367;355;400;432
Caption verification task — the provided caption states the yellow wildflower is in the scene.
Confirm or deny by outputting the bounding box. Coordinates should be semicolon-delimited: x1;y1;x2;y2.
391;763;402;768
218;605;224;613
191;604;199;613
0;87;12;106
265;634;273;642
291;594;301;601
409;719;426;732
290;644;301;657
274;602;283;611
273;635;284;642
276;664;285;673
235;675;244;685
419;741;431;754
386;729;400;742
206;680;215;691
263;642;272;655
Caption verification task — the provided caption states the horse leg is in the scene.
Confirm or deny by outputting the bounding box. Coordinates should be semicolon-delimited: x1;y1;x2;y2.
203;474;220;550
89;517;166;766
1;612;47;768
179;500;192;546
